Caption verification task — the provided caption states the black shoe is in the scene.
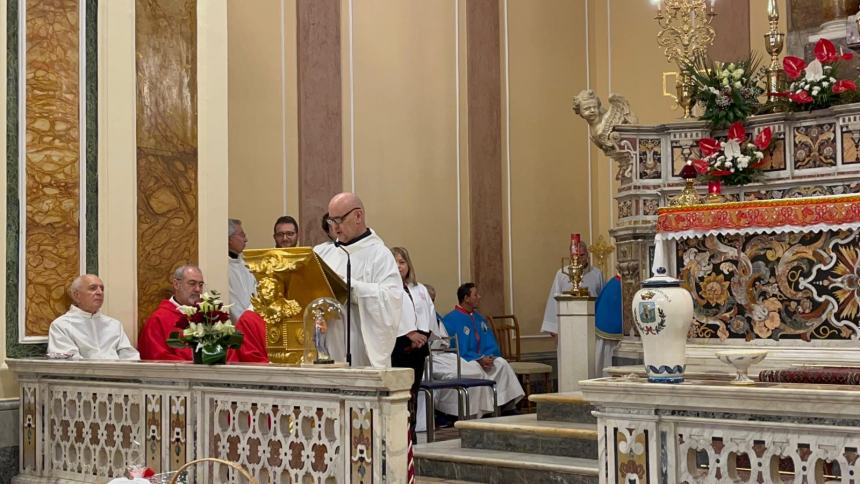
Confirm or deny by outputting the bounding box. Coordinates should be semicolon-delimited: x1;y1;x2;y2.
500;407;520;416
434;412;457;428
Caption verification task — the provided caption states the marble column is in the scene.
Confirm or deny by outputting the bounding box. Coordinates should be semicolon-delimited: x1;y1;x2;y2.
556;295;595;392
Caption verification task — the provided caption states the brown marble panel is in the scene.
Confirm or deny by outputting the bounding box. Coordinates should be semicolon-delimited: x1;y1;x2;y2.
789;0;859;31
25;0;81;337
709;0;749;61
136;0;198;328
297;0;342;246
467;0;505;316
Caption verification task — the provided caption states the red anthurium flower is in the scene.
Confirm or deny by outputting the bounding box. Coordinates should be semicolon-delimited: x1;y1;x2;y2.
790;91;814;104
711;169;732;177
143;468;155;478
783;56;806;80
698;138;721;157
833;79;857;94
843;51;855;61
754;127;772;151
814;38;838;63
727;122;746;142
690;159;709;175
769;91;790;98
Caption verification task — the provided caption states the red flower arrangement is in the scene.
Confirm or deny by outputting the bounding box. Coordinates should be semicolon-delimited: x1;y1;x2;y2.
690;122;773;186
777;38;857;110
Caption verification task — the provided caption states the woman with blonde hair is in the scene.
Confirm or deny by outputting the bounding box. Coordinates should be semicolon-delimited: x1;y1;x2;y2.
390;247;433;439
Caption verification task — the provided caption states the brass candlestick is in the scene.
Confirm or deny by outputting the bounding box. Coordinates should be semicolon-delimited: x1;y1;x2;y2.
562;254;592;297
654;0;717;118
764;0;786;106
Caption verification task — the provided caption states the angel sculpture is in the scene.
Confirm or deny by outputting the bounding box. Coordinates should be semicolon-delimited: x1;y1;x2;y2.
573;89;638;163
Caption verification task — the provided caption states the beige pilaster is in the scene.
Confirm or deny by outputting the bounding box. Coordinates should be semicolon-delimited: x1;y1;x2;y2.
98;0;138;341
198;0;230;297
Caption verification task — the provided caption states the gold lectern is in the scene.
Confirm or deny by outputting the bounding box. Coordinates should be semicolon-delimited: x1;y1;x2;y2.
243;247;347;364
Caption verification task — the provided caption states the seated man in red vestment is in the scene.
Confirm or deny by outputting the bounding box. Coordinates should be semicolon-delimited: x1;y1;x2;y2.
138;265;205;361
234;309;270;363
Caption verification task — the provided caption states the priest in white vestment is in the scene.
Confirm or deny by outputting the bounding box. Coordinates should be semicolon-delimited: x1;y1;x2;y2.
228;218;257;322
314;193;402;368
541;245;616;376
47;274;139;360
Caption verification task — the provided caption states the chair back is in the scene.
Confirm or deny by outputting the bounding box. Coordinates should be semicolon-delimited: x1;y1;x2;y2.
488;314;521;362
426;333;463;379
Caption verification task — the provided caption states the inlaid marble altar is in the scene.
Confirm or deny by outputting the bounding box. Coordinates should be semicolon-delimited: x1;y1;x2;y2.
8;359;411;483
581;376;860;483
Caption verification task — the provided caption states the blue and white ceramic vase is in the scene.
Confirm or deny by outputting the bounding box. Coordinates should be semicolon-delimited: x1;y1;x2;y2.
631;267;694;383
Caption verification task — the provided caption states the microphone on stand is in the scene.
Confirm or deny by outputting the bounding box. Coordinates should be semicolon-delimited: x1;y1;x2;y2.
335;241;352;366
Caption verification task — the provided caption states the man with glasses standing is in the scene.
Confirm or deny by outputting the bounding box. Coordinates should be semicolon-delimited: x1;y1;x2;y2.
138;265;206;361
314;192;402;368
273;215;300;248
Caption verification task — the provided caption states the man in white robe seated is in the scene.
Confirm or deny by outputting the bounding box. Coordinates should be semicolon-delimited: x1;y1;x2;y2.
314;192;402;368
228;218;257;322
47;274;139;360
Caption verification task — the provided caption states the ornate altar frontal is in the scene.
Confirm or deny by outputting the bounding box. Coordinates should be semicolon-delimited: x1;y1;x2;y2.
654;195;860;342
243;248;347;364
610;104;860;340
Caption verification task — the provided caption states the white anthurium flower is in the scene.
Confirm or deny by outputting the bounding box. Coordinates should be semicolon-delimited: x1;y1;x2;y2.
177;305;197;317
755;151;764;160
734;81;743;89
812;87;820;95
722;77;730;86
805;59;824;82
732;69;744;80
724;139;742;159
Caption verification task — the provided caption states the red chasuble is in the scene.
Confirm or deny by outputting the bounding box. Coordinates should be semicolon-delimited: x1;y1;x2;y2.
235;310;270;363
138;300;193;361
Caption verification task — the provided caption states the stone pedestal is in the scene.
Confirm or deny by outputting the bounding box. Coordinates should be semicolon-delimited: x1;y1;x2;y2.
556;295;595;392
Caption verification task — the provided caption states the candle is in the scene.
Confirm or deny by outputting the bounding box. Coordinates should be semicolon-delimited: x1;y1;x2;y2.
767;0;778;19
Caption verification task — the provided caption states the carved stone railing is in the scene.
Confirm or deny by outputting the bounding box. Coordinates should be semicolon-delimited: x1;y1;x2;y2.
610;103;860;344
582;377;860;484
8;359;411;483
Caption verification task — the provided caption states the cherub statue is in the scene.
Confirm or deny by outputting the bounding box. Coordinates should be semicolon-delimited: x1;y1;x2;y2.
573;89;638;159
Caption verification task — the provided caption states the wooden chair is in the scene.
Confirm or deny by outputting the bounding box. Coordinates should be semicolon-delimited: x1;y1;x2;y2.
488;314;553;411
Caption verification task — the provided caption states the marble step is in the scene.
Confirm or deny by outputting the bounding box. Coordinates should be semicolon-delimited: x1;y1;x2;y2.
530;391;596;424
454;413;598;459
414;438;599;484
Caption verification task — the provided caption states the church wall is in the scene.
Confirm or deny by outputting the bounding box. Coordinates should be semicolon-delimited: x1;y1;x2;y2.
345;0;462;314
506;0;590;352
227;0;289;250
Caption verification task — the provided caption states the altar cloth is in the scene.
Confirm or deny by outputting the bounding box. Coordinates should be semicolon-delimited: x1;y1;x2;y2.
651;194;860;274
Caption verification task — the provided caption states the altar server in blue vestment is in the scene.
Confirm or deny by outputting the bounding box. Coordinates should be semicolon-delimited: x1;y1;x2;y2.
442;283;523;412
594;275;623;376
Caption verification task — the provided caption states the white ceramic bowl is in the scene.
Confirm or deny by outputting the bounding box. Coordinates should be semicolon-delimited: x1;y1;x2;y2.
715;350;768;384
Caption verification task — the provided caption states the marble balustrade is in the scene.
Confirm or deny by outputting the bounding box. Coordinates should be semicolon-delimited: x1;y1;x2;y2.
8;359;411;483
582;377;860;483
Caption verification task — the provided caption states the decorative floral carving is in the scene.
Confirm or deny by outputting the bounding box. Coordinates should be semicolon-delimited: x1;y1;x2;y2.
700;273;730;306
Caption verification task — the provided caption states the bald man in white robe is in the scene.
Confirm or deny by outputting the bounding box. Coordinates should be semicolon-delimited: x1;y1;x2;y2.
315;193;402;368
47;274;139;360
